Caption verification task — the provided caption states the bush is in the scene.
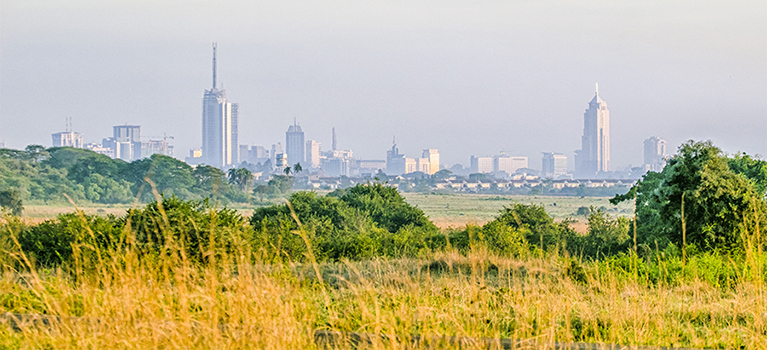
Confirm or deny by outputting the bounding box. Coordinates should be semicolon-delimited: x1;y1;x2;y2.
14;196;247;267
0;189;23;215
250;184;441;262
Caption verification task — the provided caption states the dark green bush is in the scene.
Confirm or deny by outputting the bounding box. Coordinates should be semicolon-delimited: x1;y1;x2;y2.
250;184;441;262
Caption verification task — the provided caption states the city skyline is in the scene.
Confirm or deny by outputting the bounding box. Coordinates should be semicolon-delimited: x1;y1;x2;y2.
1;1;764;168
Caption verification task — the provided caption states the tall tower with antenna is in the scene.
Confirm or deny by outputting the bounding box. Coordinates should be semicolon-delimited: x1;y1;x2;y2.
201;43;238;168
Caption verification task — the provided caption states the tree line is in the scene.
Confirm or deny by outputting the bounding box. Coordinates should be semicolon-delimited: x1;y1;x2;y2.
0;146;291;210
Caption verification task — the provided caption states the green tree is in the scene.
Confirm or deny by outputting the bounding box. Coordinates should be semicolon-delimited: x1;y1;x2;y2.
283;166;291;176
125;154;195;200
228;167;253;192
612;140;767;253
293;163;303;175
0;189;23;215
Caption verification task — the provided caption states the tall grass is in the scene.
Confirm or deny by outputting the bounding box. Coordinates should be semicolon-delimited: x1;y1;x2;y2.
1;207;765;349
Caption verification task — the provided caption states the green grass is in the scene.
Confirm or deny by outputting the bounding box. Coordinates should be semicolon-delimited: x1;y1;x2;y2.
402;193;634;228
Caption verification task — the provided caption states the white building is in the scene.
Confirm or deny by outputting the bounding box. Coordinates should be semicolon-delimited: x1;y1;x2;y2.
542;152;568;177
422;149;440;175
494;156;528;174
470;156;494;173
575;83;610;178
201;43;238;168
306;140;321;168
52;131;84;148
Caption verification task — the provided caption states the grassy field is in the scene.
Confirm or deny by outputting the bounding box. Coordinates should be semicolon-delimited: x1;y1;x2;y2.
2;194;764;349
402;193;634;229
1;250;763;349
19;193;633;231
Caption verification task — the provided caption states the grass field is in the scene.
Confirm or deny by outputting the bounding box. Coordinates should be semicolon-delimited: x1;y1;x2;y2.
19;193;633;231
2;250;763;349
402;193;634;230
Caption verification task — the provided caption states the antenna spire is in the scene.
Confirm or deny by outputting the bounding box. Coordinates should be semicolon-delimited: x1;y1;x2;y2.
212;43;217;89
332;127;337;151
595;82;599;95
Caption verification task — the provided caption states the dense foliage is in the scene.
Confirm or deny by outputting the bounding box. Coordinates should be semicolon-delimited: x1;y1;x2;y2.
0;146;252;205
611;140;767;254
250;183;441;261
14;197;247;266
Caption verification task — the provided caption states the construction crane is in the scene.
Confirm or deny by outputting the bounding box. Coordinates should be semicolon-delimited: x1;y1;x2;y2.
144;134;175;157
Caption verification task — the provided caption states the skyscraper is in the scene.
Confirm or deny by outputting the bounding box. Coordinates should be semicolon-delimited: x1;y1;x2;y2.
422;149;440;175
542;152;568;178
112;125;142;160
575;84;610;178
306;140;321;168
202;43;237;168
286;120;305;167
643;136;667;172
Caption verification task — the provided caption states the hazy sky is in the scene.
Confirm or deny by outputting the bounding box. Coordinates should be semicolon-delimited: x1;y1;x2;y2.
1;0;765;169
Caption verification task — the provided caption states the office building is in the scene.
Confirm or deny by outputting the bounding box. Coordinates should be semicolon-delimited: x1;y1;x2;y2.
52;131;84;148
321;150;354;177
575;84;610;178
494;156;528;174
201;43;238;168
643;137;667;172
542;152;568;177
422;149;440;175
286;121;305;167
306;140;321;168
271;143;283;165
109;125;142;160
386;138;406;175
470;156;494;174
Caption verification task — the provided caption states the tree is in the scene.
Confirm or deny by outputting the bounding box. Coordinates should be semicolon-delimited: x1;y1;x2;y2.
612;140;767;252
0;189;23;215
228;167;253;192
283;166;291;176
432;169;452;181
293;162;303;175
125;154;195;200
24;145;49;163
374;169;389;182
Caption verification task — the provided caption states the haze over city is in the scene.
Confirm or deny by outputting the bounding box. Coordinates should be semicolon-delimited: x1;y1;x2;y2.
1;0;765;169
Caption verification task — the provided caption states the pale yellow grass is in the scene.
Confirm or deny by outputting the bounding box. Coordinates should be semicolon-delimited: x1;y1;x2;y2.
1;249;764;349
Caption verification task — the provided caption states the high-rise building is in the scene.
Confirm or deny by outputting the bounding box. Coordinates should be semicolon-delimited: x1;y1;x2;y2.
422;149;440;175
238;145;249;164
306;140;321;168
542;152;568;177
286;121;305;167
494;156;528;174
201;43;237;168
386;138;406;175
111;125;142;160
470;156;494;174
52;131;84;148
643;136;667;172
575;84;610;178
271;143;283;165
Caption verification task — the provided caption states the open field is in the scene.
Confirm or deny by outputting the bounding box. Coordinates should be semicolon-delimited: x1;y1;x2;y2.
402;193;634;229
17;193;633;231
1;251;763;349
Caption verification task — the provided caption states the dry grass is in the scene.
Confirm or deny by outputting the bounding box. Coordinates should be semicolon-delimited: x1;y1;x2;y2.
1;244;764;349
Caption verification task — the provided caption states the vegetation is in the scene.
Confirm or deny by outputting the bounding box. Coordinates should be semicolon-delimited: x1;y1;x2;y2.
0;146;257;205
1;140;766;348
612;140;767;254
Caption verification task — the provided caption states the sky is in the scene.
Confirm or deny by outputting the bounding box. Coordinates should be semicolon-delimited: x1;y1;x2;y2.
1;0;765;170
